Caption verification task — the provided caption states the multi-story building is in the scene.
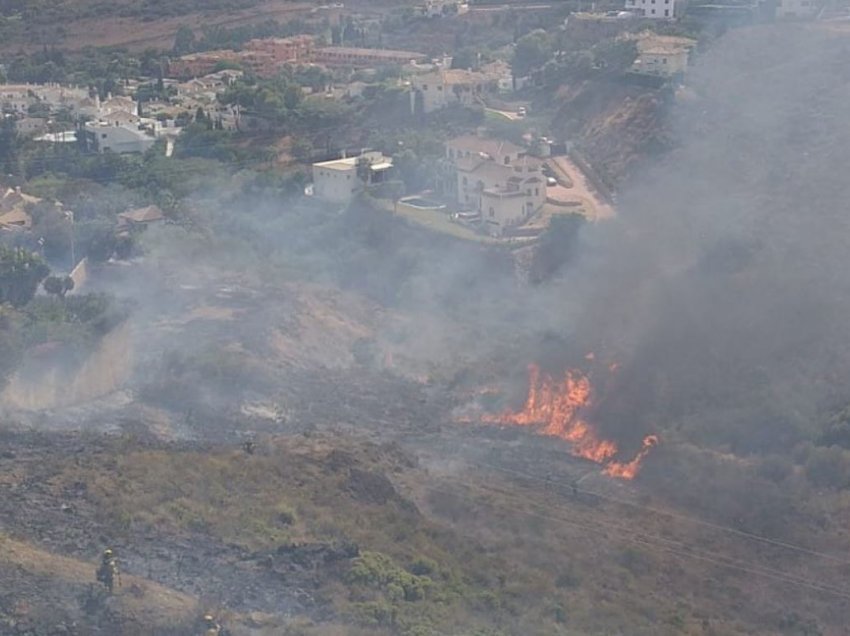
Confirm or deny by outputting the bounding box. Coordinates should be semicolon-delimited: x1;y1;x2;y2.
442;134;545;234
631;35;695;77
0;86;32;114
416;0;470;16
624;0;677;18
409;69;498;115
0;83;89;115
82;121;158;154
244;35;315;65
313;47;426;68
311;151;394;204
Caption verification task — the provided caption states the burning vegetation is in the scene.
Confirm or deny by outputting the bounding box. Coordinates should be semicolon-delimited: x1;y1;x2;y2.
483;363;658;479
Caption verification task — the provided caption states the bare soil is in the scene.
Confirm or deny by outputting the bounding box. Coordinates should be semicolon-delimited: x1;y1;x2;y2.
2;1;313;52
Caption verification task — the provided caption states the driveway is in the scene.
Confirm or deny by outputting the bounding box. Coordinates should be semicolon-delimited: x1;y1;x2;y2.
545;156;615;221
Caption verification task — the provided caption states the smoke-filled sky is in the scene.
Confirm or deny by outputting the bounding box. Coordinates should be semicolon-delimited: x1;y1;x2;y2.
565;25;850;452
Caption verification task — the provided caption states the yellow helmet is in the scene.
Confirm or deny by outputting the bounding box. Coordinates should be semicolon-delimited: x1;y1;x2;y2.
203;615;215;623
103;549;113;558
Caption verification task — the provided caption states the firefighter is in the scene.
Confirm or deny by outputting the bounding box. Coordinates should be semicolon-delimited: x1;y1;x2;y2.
243;440;256;455
96;548;120;593
202;614;221;636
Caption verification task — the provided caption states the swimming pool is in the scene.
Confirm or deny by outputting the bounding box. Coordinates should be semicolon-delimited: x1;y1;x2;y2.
400;196;446;210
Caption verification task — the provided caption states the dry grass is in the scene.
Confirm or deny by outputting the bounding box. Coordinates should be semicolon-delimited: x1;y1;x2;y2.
0;534;198;628
17;432;848;635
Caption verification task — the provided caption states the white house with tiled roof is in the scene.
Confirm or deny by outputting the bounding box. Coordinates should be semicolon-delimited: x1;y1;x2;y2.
410;69;498;115
442;134;545;234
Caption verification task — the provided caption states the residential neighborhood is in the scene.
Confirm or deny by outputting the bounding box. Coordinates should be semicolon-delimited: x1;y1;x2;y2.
0;1;726;248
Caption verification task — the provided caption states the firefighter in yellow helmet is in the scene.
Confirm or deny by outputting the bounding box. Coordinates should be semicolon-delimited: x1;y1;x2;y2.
96;548;120;593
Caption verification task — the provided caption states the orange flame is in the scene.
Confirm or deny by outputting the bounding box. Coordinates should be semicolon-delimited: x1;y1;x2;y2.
485;364;657;479
602;434;659;479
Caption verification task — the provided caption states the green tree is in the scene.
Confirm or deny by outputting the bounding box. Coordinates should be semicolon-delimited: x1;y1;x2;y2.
591;38;638;75
0;246;50;307
0;115;20;175
43;275;74;298
291;137;313;163
283;84;302;110
512;29;552;78
450;47;479;70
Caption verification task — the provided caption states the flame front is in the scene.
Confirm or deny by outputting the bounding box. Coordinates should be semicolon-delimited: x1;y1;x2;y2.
485;364;657;479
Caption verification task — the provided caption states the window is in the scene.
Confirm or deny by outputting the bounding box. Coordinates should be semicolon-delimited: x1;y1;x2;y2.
535;188;539;196
437;85;443;91
462;176;468;186
526;189;531;195
489;207;495;217
422;84;428;90
504;156;510;165
663;58;667;64
651;8;655;12
664;8;669;13
102;133;107;138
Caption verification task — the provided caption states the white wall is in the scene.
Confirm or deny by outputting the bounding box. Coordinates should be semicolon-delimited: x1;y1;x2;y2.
635;50;689;76
87;125;156;154
625;0;675;18
312;165;360;203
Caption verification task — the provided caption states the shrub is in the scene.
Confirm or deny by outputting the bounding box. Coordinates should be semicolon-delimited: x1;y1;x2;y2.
757;455;794;484
346;551;434;602
275;503;297;526
805;446;850;490
409;557;438;577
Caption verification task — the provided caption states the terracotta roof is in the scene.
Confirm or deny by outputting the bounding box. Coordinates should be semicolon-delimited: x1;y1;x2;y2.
0;207;32;228
0;187;41;212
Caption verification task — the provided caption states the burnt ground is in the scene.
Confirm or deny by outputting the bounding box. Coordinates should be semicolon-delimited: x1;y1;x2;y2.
2;263;850;635
0;432;337;629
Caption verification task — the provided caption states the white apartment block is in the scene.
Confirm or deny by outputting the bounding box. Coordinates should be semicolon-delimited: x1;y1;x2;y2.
624;0;676;18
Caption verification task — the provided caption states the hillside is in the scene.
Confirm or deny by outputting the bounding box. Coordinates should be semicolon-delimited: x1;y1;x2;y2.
1;425;846;636
0;0;312;51
1;246;847;635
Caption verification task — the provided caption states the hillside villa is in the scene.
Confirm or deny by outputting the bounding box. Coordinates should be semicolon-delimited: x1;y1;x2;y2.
311;151;394;204
440;134;546;234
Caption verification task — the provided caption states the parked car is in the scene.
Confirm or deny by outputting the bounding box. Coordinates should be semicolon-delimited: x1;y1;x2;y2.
546;176;557;186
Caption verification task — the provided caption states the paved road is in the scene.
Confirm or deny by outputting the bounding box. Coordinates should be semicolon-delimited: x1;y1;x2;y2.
485;107;524;121
546;156;615;221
